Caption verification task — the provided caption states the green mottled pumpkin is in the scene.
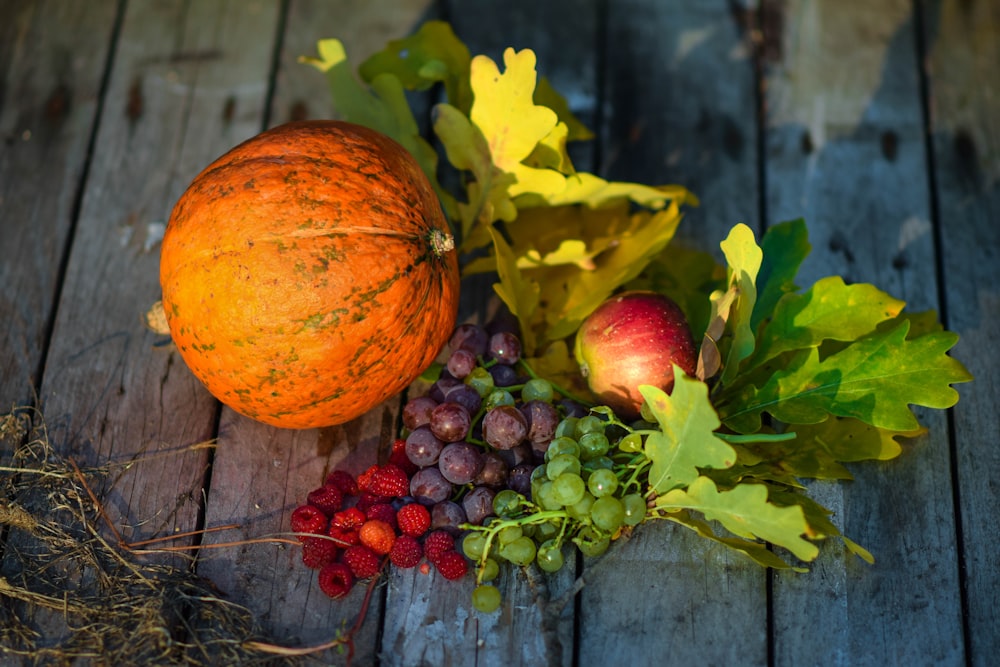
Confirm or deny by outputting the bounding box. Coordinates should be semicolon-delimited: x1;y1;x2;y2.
160;120;460;429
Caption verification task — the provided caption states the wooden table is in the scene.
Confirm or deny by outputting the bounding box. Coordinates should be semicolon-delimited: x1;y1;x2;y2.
2;1;997;665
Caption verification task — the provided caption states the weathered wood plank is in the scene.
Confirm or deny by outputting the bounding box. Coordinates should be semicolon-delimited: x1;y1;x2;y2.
375;3;599;665
922;1;1000;665
4;0;283;652
0;0;118;419
194;2;439;662
762;1;964;664
575;1;768;664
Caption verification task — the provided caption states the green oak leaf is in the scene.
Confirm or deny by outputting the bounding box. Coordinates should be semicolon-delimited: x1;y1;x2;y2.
489;226;540;353
721;320;973;433
752;218;811;331
661;509;809;571
790;416;926;463
655;476;820;562
717;224;762;386
751;276;906;365
640;376;736;494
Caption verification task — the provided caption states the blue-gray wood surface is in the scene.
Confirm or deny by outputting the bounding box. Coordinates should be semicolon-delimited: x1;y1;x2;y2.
1;1;996;665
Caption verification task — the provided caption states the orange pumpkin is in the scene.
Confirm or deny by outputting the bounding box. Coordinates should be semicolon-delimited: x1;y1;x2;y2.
160;120;460;429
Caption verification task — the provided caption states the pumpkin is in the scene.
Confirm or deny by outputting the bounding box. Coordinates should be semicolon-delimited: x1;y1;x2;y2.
159;120;460;429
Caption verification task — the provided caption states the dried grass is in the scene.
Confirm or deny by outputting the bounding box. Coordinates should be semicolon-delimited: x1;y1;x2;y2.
0;407;327;666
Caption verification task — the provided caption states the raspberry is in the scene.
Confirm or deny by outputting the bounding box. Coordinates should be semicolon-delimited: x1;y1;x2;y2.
290;505;327;540
331;507;366;530
389;534;423;569
306;484;344;516
355;491;381;513
395;503;431;538
356;465;379;493
342;544;382;579
388;438;419;475
327;526;360;548
358;519;396;555
365;502;398;529
301;536;339;569
434;550;469;581
422;530;455;564
325;469;358;496
369;463;410;498
318;562;354;599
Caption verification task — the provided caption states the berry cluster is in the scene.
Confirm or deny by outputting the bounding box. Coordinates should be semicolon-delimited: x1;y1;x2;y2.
290;457;468;599
292;319;651;612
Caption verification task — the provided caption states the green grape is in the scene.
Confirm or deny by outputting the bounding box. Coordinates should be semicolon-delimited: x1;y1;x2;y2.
484;389;515;410
546;453;581;481
587;468;619;498
478;557;500;582
574;414;606;438
552;472;586;506
521;378;554;403
493;489;524;518
566;492;595;521
590;496;626;532
535;480;563;511
535;520;560;541
498;525;523;545
472;584;502;613
622;493;646;526
581;456;614;477
545;436;581;461
500;535;537;566
617;431;644;453
536;539;565;573
578;431;610;460
554;417;579;439
462;532;488;560
465;367;494;397
574;526;611;557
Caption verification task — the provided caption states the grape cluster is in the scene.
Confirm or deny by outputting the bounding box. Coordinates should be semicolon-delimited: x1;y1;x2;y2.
399;321;649;613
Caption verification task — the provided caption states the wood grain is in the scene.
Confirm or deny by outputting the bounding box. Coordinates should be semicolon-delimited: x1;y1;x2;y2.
923;1;1000;665
763;1;964;664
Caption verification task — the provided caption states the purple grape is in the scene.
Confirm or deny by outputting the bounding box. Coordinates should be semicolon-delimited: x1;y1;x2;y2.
485;310;520;338
488;331;522;365
446;348;478;379
440;382;483;415
474;451;509;488
431;500;468;535
429;376;462;402
482;405;528;450
409;467;453;506
449;323;490;356
438;442;485;485
488;363;519;387
405;426;445;467
429;401;472;443
520;400;559;446
559;398;589;418
462;486;497;525
402;395;439;431
508;463;535;497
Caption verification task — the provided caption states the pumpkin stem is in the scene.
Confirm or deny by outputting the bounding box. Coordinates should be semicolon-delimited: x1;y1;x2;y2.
429;228;456;257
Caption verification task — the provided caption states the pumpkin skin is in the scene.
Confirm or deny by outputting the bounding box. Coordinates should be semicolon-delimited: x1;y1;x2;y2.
160;120;460;429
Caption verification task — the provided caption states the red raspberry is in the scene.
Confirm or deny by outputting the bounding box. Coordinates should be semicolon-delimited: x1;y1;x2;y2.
290;505;327;540
388;438;419;475
356;465;378;493
306;484;344;516
331;507;366;530
301;536;339;569
318;562;354;599
389;534;423;569
370;463;410;498
365;502;398;529
327;525;360;548
325;469;358;496
396;503;431;538
358;519;396;555
342;544;382;579
434;550;469;581
422;530;455;564
355;491;381;513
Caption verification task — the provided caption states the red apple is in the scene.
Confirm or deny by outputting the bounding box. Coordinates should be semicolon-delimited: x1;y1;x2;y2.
573;291;697;420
